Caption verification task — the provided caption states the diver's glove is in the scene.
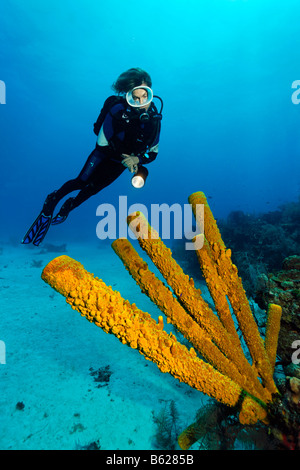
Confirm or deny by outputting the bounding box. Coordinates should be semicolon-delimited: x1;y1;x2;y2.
121;154;139;173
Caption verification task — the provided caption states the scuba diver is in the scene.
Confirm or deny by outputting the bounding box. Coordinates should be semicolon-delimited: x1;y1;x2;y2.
22;68;163;246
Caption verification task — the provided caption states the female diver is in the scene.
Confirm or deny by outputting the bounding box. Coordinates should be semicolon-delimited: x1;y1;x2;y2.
22;67;163;246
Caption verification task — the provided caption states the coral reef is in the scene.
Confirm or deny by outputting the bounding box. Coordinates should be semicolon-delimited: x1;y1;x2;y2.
152;400;180;450
182;399;278;450
217;197;300;296
256;255;300;365
41;191;299;450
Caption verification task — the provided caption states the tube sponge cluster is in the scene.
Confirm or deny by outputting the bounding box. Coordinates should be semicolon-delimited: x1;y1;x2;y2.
42;255;243;406
41;191;282;450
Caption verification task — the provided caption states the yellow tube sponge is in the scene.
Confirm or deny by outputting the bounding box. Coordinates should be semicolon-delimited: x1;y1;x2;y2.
188;191;278;396
193;235;239;341
112;238;263;398
41;255;248;408
112;238;269;400
126;211;271;404
40;190;284;449
126;212;243;359
265;303;282;374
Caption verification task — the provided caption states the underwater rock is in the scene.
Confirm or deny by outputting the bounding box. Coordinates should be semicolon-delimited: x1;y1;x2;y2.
288;377;300;404
75;439;101;450
89;365;112;387
38;243;67;254
15;401;25;411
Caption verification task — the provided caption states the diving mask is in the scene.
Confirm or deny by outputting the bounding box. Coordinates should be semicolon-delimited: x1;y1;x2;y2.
126;86;154;108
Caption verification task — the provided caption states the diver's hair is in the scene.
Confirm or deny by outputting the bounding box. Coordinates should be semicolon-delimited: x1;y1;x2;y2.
112;68;152;94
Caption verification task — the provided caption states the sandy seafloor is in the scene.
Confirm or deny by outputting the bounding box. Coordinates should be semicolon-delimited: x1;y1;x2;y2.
0;240;212;451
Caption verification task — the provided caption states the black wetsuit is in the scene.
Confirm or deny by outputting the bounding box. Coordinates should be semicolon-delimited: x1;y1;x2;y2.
44;98;161;217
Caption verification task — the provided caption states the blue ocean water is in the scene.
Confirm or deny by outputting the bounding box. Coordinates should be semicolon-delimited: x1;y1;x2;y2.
0;0;299;451
1;0;300;243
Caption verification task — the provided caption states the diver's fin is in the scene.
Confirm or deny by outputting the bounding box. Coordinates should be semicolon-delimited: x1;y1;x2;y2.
51;214;68;226
51;197;74;226
32;213;52;246
21;212;52;246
